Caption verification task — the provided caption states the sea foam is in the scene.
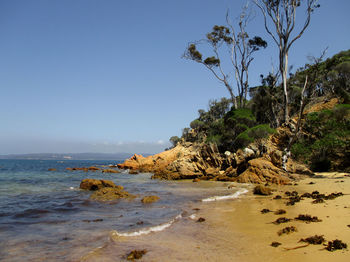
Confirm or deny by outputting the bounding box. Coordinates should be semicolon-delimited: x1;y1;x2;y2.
201;188;248;202
110;214;182;237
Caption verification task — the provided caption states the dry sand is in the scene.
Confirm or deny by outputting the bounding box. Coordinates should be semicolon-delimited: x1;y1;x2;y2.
79;173;350;262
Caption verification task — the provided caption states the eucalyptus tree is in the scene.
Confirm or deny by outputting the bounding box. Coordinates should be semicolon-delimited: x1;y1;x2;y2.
183;5;267;109
254;0;320;123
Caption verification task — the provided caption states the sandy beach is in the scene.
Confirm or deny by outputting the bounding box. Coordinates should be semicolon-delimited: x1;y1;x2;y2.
80;173;350;262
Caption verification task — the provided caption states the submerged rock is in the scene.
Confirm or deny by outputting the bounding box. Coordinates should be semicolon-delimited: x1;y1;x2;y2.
141;195;160;204
90;187;135;201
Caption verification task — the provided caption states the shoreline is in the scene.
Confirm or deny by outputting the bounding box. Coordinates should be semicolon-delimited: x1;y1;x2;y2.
80;172;350;261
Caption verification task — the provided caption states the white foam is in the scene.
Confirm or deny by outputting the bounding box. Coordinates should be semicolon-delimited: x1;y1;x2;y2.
189;214;196;220
69;187;74;190
111;214;182;237
202;189;248;202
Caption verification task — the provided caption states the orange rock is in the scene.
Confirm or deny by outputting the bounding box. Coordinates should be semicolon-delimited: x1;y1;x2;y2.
102;169;120;173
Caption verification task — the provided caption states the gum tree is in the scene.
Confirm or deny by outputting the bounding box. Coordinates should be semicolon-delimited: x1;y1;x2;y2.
183;6;267;109
254;0;320;123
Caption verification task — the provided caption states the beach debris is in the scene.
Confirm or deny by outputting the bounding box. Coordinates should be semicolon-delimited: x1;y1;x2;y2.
325;240;348;251
283;244;310;251
136;221;144;225
127;249;147;260
193;178;200;182
193;208;200;211
129;170;139;175
286;195;302;206
274;209;286;215
48;168;57;171
261;208;271;214
273;195;282;199
347;225;350;228
294;214;322;223
308;181;315;185
273;217;291;224
278;226;297;236
141;195;160;204
299;235;325;245
196;217;206;223
271;241;281;247
312;198;325;204
253;185;272;195
285;191;298;197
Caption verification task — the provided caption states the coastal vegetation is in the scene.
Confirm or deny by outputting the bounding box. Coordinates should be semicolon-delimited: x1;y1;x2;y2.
171;0;350;173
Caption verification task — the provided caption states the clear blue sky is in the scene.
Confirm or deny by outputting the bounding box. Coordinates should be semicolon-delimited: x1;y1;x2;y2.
0;0;349;154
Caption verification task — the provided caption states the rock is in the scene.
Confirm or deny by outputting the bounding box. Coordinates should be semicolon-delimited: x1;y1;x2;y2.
270;150;282;168
192;178;200;182
129;170;139;175
90;187;135;201
127;249;147;260
243;147;255;158
141;195;160;204
236;158;290;185
88;166;100;171
48;168;57;171
79;179;117;191
253;185;273;195
102;169;120;173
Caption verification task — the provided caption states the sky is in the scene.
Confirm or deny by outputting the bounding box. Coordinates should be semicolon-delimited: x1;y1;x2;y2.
0;0;349;155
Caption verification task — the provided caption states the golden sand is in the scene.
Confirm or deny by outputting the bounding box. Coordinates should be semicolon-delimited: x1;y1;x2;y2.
80;173;350;262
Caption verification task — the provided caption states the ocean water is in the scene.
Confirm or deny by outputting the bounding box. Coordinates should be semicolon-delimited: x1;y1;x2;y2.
0;159;247;261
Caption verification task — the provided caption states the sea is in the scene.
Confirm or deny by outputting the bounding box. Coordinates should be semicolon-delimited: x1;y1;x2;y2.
0;159;248;261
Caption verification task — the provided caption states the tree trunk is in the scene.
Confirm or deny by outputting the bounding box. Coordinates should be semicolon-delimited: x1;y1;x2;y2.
283;52;290;124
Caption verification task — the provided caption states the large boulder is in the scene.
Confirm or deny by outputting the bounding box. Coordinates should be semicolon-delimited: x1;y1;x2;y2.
79;179;117;191
90;187;135;201
235;158;291;185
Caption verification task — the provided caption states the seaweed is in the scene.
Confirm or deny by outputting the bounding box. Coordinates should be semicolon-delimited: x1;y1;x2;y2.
325;240;348;251
278;226;297;236
286;196;302;206
273;217;291;224
273;195;282;199
299;235;325;245
295;214;322;223
271;241;281;247
127;249;147;260
261;208;271;214
196;217;206;222
274;209;286;215
312;198;325;204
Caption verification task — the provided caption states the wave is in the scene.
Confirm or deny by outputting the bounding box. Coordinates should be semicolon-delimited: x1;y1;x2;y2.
110;214;182;237
201;188;248;202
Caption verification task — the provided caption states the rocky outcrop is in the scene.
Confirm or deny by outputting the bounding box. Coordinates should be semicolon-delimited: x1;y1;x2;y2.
79;178;133;201
117;128;313;185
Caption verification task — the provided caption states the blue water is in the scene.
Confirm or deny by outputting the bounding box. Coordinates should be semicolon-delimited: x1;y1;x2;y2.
0;159;238;261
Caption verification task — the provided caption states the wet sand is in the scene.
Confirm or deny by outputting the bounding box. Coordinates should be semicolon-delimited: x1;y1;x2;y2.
79;173;350;261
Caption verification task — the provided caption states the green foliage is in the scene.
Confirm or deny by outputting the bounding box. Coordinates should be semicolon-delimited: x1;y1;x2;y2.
292;104;350;171
169;136;181;148
234;124;275;150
